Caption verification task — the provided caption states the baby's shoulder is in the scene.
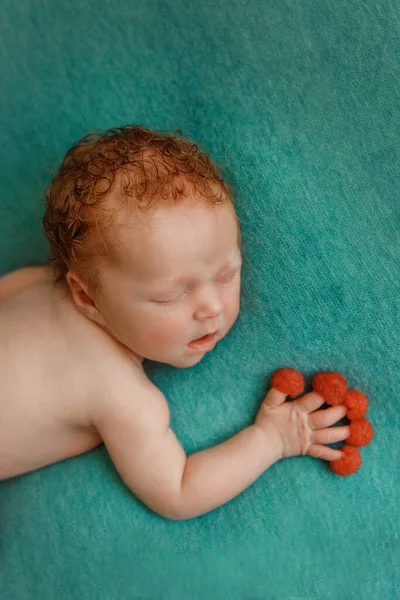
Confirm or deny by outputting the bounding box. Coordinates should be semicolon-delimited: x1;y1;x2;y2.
90;355;170;436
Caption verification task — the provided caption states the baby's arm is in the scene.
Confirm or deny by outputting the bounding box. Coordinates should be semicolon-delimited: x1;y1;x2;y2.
95;383;348;521
0;266;49;302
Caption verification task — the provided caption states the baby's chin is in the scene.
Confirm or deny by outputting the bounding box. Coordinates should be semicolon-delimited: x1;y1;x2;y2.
121;343;208;369
151;351;206;369
176;353;207;368
148;344;217;368
139;326;233;368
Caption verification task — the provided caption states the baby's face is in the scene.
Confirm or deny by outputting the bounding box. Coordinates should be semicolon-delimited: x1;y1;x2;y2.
95;199;242;368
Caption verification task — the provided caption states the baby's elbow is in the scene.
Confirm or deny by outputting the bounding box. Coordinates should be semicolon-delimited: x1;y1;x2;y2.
149;494;198;521
153;501;193;521
157;509;188;521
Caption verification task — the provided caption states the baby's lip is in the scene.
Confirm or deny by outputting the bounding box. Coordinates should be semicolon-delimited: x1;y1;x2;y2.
191;329;218;342
187;331;219;351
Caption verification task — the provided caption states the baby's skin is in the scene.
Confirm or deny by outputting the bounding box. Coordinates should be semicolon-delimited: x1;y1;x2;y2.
0;203;349;520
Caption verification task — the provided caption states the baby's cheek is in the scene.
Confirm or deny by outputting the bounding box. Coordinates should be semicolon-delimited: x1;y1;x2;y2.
142;313;185;346
225;288;241;324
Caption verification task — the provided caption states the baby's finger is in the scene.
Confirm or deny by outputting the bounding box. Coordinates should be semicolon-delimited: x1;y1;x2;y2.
307;444;344;461
311;426;350;445
263;389;287;409
309;405;347;430
295;392;325;413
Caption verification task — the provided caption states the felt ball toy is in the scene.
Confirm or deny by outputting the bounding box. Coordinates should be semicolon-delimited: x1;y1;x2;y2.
310;371;374;475
330;445;362;476
311;372;348;405
271;368;305;398
270;369;374;477
347;418;374;446
344;389;369;420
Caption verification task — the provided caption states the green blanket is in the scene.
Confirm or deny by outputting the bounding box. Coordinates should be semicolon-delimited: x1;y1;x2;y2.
1;1;399;598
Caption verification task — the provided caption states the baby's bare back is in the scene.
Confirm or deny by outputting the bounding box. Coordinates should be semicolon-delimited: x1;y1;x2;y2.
0;276;147;479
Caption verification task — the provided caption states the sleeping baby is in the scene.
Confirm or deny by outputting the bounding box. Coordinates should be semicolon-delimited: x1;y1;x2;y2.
0;125;349;519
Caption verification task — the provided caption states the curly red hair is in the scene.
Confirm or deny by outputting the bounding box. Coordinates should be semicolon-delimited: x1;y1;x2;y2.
43;124;241;290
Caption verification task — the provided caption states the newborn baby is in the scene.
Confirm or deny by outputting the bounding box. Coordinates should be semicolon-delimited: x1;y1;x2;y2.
0;125;349;519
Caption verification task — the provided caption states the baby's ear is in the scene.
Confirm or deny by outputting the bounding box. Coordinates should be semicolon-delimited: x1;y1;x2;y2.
66;270;102;323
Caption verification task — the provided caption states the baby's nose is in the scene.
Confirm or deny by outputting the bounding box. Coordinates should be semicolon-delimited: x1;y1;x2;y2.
193;285;224;320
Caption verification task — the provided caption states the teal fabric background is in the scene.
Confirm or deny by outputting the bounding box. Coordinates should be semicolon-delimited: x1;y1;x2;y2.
0;1;399;598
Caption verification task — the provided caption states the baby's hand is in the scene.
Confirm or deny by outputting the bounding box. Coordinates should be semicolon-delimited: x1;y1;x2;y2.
254;387;349;461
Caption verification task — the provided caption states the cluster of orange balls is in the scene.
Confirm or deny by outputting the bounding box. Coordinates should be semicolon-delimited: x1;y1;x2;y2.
271;368;374;476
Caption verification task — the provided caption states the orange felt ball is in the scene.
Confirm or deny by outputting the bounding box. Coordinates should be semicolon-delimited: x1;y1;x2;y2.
347;418;374;447
271;368;305;398
344;389;369;420
312;372;348;405
330;445;362;476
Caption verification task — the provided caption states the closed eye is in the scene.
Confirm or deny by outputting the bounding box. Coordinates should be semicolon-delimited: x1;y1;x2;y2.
152;267;240;305
153;293;186;305
215;270;238;284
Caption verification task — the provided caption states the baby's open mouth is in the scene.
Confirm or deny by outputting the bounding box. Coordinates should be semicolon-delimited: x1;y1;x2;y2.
194;333;214;342
187;331;218;351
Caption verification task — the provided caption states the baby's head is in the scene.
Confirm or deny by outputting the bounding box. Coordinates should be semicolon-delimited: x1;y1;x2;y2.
43;124;242;368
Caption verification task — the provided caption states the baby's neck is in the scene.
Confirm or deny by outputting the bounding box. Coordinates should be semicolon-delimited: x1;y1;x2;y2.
62;280;145;370
100;322;145;369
